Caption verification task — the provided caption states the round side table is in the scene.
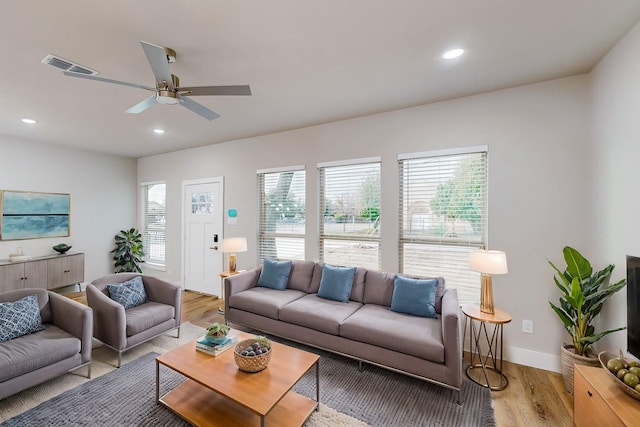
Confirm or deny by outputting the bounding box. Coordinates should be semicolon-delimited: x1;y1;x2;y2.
462;304;512;391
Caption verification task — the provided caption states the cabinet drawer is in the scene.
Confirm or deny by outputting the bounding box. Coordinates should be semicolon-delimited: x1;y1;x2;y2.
574;367;624;427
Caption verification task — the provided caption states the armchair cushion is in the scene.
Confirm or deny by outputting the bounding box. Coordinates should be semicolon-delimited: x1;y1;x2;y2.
107;276;147;309
0;294;45;342
125;302;175;336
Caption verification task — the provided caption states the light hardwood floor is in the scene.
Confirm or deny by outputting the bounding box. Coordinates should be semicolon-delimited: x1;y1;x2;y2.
66;290;574;426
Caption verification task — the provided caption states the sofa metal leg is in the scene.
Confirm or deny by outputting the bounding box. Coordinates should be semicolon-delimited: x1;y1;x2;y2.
87;364;92;379
117;352;122;368
358;360;363;372
176;326;181;339
456;389;463;406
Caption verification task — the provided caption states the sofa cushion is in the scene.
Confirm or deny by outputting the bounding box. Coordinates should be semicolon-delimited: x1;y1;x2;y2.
279;294;363;335
125;301;175;336
229;287;307;320
0;294;46;343
390;275;438;318
340;304;445;363
287;260;316;292
107;276;147;309
258;259;292;290
0;325;81;382
317;264;356;302
362;270;395;306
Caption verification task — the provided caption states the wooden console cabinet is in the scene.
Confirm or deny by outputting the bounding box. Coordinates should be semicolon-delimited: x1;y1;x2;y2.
574;364;640;426
0;253;84;292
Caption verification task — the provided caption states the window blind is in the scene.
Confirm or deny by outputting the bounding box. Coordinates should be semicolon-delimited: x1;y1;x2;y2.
398;149;487;305
142;182;166;266
319;160;381;269
258;168;306;262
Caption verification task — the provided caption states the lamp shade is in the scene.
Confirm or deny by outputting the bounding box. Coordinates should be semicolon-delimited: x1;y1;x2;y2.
469;250;508;275
220;237;247;253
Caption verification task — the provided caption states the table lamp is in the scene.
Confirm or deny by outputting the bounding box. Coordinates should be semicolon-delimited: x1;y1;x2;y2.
469;249;508;314
221;237;247;273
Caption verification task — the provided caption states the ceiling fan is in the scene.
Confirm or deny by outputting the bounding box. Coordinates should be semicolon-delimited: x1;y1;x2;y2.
58;41;251;121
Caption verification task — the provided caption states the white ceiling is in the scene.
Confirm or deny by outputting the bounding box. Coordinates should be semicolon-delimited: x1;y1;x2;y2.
2;1;640;158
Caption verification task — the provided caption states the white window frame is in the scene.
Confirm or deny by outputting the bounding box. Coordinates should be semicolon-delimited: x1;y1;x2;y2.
398;146;488;306
141;181;166;269
257;165;306;262
318;157;381;269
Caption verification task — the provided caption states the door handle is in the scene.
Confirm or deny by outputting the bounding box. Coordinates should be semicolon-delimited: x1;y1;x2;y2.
210;246;218;250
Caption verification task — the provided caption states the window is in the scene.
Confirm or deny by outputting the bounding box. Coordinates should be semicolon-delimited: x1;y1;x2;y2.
399;147;487;305
319;157;381;269
258;166;306;262
141;182;166;267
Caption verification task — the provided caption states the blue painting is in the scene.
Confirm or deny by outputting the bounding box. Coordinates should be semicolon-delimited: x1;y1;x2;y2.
0;191;70;240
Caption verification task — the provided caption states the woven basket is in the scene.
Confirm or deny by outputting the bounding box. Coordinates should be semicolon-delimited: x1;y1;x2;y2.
560;344;599;394
234;338;272;373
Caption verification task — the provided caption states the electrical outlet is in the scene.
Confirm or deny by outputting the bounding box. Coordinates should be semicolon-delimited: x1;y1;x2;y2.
522;319;534;334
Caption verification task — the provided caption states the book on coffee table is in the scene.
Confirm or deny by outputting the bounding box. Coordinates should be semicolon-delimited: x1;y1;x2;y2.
195;335;238;356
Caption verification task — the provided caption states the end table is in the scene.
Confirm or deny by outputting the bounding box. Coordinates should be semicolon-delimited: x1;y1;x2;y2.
462;304;512;391
218;270;239;315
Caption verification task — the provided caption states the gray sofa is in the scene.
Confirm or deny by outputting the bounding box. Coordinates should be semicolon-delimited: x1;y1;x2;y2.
225;261;462;401
0;288;93;400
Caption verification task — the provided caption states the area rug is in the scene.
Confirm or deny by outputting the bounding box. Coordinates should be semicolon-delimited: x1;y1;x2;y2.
257;331;496;427
0;323;364;426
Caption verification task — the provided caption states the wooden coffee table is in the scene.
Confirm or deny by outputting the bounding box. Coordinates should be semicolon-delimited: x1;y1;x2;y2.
156;330;319;427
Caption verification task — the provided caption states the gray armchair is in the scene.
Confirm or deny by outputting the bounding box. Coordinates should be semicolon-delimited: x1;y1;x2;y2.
86;273;182;367
0;288;92;400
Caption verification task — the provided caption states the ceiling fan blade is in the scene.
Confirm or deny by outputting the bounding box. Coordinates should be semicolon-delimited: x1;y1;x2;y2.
178;85;252;96
63;71;155;91
179;96;220;121
140;41;173;87
125;95;158;114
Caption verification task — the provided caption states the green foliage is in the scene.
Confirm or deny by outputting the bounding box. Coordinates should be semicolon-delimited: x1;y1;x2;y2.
206;322;230;337
111;228;145;273
429;157;483;232
358;173;380;221
548;246;626;356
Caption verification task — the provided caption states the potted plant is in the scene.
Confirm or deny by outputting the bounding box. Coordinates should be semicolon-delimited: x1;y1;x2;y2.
111;228;145;273
205;322;230;344
548;246;626;393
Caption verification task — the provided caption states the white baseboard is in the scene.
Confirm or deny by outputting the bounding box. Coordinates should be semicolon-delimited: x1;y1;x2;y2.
504;345;561;373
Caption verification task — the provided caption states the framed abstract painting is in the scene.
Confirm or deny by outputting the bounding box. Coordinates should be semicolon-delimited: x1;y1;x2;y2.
0;191;70;240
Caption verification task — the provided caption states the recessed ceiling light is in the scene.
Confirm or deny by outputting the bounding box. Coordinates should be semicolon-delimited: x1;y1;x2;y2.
153;129;165;134
21;118;37;124
442;48;465;60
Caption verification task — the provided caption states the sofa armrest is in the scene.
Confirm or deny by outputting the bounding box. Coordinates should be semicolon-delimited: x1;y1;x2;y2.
86;283;127;350
49;292;93;363
441;288;462;388
224;268;260;313
142;276;182;327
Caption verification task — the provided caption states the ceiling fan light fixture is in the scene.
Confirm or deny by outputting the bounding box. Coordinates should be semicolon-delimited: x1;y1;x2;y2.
442;48;465;59
156;90;179;105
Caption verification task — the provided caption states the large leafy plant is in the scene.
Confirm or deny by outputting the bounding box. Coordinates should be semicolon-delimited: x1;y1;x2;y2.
111;228;145;273
548;246;626;356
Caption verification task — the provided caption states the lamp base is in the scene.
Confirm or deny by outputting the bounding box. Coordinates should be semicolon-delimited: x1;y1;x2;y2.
480;273;495;314
228;254;237;273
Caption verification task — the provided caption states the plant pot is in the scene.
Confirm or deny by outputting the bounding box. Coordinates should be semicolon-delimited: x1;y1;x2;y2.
560;344;600;394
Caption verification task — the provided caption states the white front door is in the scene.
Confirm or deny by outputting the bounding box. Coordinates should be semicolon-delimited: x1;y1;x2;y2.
183;178;223;295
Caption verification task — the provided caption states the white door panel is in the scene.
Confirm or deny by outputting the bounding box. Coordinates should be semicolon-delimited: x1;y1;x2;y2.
183;179;223;295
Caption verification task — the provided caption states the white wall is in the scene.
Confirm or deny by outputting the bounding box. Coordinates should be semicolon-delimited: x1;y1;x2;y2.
139;74;592;371
591;21;640;354
0;136;137;283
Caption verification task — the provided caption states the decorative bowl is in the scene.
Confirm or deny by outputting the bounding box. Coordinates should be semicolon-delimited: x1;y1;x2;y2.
203;335;228;345
234;337;272;373
53;244;71;254
598;351;640;401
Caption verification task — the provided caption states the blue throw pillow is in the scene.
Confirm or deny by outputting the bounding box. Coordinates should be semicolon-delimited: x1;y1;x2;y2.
107;276;148;309
390;275;438;318
0;294;46;342
317;264;356;303
257;259;292;290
